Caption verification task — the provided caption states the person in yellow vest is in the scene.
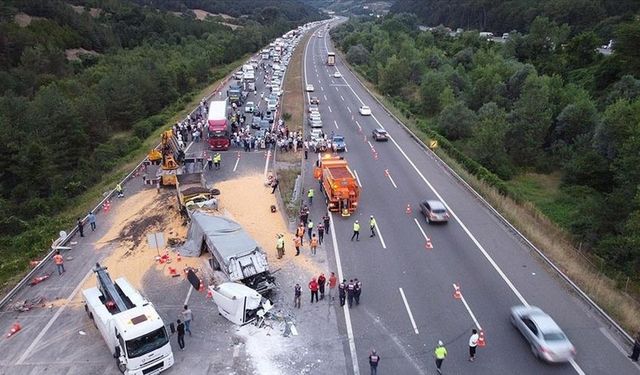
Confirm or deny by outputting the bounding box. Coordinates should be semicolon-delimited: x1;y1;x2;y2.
307;188;314;205
310;234;318;256
307;219;314;241
434;340;447;374
351;220;360;241
276;234;285;259
213;153;221;169
369;215;377;237
116;183;124;198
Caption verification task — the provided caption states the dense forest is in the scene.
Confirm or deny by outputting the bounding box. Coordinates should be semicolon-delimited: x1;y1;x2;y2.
0;0;321;286
391;0;640;36
331;12;640;283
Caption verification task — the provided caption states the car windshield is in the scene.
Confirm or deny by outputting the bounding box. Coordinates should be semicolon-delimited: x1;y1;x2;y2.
543;331;567;341
209;130;228;139
432;208;447;214
125;327;169;359
333;136;344;142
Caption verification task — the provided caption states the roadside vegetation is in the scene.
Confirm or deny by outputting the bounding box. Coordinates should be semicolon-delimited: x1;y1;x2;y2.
331;11;640;332
0;0;321;290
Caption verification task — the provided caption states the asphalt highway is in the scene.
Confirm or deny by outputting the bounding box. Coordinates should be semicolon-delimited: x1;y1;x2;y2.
301;19;640;375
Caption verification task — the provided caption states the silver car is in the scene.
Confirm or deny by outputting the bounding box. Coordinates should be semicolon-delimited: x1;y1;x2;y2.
510;305;576;363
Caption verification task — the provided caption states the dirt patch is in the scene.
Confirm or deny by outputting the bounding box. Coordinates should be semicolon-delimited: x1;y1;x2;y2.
65;48;100;61
191;9;236;20
70;5;102;17
14;13;45;27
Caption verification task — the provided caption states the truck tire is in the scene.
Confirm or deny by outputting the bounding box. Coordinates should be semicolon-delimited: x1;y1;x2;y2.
210;188;221;196
117;359;127;373
84;304;94;321
212;257;221;271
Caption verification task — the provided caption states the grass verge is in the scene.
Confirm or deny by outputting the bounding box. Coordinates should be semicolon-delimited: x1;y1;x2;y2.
340;51;640;335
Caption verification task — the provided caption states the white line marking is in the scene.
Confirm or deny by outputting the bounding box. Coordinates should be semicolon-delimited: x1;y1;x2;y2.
328;106;332;113
385;170;398;189
353;169;362;187
569;360;587;375
374;220;387;249
399;288;419;334
324;94;328;101
335;86;339;92
233;156;240;172
320;86;324;91
367;141;373;149
413;218;430;241
17;269;93;364
454;283;482;329
184;141;195;152
184;285;194;305
347;106;352;113
329;213;361;375
263;149;271;180
334;120;339;129
599;327;628;356
340;95;345;101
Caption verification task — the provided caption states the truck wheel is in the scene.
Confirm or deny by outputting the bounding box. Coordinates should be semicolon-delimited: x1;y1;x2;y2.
117;359;127;373
211;188;221;196
84;304;94;321
212;258;221;271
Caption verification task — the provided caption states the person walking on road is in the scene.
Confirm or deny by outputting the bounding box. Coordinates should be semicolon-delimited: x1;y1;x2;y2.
369;215;377;237
328;272;337;301
294;235;301;256
339;279;347;306
351;220;360;241
307;219;314;241
434;340;447;374
354;278;362;305
323;215;330;235
347;279;355;308
309;278;319;303
182;305;193;336
276;234;285;259
310;234;318;255
88;211;96;231
77;218;84;237
176;319;185;350
469;329;479;361
271;178;279;194
297;223;305;246
317;222;325;244
369;350;380;375
307;188;314;205
207;154;213;170
629;331;640;362
318;273;326;300
213;153;221;169
294;283;302;308
53;251;65;275
300;206;309;225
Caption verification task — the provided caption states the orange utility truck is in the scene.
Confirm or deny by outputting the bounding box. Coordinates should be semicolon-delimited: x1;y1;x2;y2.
314;155;360;216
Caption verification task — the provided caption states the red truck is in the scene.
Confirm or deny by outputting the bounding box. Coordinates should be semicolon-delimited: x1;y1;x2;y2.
207;99;230;150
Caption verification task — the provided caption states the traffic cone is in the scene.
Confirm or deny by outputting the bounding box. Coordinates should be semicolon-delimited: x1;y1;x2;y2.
6;322;21;338
176;252;181;262
373;152;378;160
425;241;433;249
453;284;462;299
478;330;486;347
168;267;177;276
198;279;205;292
406;204;412;215
206;289;213;299
385;169;389;177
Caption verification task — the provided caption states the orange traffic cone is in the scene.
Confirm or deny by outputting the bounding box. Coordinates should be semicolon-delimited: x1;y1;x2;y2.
206;289;213;299
478;330;486;347
168;267;177;276
425;241;433;249
406;204;412;215
7;322;21;338
176;252;181;262
453;284;462;299
198;279;205;292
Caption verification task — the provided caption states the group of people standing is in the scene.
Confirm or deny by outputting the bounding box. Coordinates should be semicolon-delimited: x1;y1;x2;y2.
294;272;339;307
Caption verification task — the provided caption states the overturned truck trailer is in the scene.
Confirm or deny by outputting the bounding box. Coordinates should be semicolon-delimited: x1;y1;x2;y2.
181;212;275;294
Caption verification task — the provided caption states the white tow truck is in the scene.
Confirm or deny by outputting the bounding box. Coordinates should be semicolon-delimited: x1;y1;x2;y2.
82;263;174;375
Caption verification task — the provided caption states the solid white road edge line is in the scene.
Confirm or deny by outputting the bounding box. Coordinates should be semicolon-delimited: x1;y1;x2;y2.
233;156;240;172
399;288;420;335
17;269;93;364
353;169;362;188
329;212;361;375
184;285;194;306
454;283;482;330
375;220;387;249
327;33;588;375
262;150;271;180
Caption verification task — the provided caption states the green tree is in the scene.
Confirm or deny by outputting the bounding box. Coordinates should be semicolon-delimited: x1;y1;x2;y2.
614;20;640;76
419;70;446;115
437;101;477;140
470;102;513;178
346;44;369;65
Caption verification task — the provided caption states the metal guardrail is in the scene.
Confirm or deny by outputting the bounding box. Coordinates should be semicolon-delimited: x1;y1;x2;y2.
0;75;232;310
338;51;634;345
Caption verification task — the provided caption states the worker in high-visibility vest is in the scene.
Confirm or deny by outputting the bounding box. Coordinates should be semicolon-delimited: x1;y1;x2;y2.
369;215;377;237
293;236;302;256
53;250;65;275
434;340;448;374
213;153;221;169
351;220;360;241
116;183;124;198
307;188;314;205
276;234;285;259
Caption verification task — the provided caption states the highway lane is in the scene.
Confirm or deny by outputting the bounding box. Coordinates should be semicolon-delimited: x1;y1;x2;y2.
303;20;639;375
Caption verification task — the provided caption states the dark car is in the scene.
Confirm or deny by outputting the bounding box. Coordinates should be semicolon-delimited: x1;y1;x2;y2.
310;96;320;104
332;135;346;152
372;128;389;141
251;116;262;130
264;111;274;124
419;200;449;224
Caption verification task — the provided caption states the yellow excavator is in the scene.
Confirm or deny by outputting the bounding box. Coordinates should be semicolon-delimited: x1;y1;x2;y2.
148;130;183;186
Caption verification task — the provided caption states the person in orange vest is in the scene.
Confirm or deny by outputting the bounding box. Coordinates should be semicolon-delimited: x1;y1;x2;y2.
310;234;318;256
294;235;302;256
328;272;338;301
296;223;305;245
53;250;65;275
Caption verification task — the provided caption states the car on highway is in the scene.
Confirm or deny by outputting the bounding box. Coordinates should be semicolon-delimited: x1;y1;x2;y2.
419;200;449;224
372;128;388;141
251;116;262;130
310;96;320;104
310;128;323;141
309;112;322;121
264;111;275;124
259;119;271;131
306;84;315;92
267;99;278;111
510;306;576;363
332;135;346;152
308;104;319;113
309;117;323;128
359;105;372;116
234;71;243;80
272;87;282;97
244;101;255;113
333;71;342;78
